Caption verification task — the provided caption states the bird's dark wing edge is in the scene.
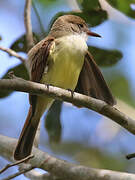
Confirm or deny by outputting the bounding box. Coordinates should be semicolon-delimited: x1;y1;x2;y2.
75;51;116;106
29;37;54;114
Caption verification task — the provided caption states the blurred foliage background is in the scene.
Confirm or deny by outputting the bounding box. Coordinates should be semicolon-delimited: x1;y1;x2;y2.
0;0;135;179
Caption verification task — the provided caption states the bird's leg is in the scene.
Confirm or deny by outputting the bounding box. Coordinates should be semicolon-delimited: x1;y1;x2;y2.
67;89;74;99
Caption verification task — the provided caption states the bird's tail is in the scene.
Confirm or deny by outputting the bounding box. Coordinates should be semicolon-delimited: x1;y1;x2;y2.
14;105;40;160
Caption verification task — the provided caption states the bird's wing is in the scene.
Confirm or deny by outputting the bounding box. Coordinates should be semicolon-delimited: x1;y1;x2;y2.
28;36;54;113
29;36;54;82
75;51;116;106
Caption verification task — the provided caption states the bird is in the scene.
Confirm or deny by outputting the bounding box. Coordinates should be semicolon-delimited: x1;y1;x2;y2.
14;15;116;160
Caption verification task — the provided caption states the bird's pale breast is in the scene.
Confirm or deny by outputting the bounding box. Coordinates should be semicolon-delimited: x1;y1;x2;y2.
41;34;88;90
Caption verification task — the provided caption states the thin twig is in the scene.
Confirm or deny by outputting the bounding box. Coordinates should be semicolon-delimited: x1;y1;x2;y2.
0;78;135;136
3;165;35;180
24;0;34;50
0;154;34;174
126;153;135;160
0;46;26;63
32;1;46;37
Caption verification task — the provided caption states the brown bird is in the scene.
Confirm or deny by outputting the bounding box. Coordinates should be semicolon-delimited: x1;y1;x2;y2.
14;15;116;160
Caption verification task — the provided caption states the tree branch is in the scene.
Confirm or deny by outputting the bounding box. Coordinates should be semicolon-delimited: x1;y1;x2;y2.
0;46;26;63
0;78;135;135
24;0;34;50
0;154;34;174
24;171;59;180
2;165;34;180
0;135;135;180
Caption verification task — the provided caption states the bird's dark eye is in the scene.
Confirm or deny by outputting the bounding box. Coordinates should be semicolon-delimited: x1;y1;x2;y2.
78;24;83;28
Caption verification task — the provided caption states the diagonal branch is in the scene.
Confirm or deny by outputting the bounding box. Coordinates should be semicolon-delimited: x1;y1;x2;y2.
0;78;135;135
0;46;26;63
0;135;135;180
24;0;34;50
2;166;34;180
0;155;34;174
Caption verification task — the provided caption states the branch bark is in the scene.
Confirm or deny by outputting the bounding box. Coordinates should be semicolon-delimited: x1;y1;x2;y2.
24;0;34;50
2;166;34;180
0;155;34;174
24;171;58;180
0;78;135;135
0;46;26;63
0;135;135;180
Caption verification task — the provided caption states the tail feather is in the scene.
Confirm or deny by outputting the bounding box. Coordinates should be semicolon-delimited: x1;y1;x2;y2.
14;106;40;160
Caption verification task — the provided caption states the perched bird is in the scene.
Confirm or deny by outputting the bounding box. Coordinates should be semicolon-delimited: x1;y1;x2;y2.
14;15;115;160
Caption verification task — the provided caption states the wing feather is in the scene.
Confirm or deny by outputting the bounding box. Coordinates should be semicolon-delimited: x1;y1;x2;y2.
76;51;116;105
27;37;54;112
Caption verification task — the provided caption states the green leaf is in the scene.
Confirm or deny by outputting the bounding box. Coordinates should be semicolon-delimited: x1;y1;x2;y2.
77;0;83;4
50;9;107;28
78;0;108;26
89;46;122;67
36;0;57;6
0;64;29;98
10;35;27;53
109;73;135;107
50;0;108;28
10;34;39;53
106;0;135;18
45;100;62;144
81;0;100;11
0;36;2;40
75;10;107;27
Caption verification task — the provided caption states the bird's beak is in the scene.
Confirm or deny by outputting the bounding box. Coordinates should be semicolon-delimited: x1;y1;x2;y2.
87;30;101;38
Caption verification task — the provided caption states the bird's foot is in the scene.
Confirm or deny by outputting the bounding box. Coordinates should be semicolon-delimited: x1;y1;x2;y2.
67;89;74;99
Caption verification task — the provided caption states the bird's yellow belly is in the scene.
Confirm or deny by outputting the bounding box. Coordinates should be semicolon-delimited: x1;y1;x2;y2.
41;52;84;90
41;35;87;90
36;35;87;116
